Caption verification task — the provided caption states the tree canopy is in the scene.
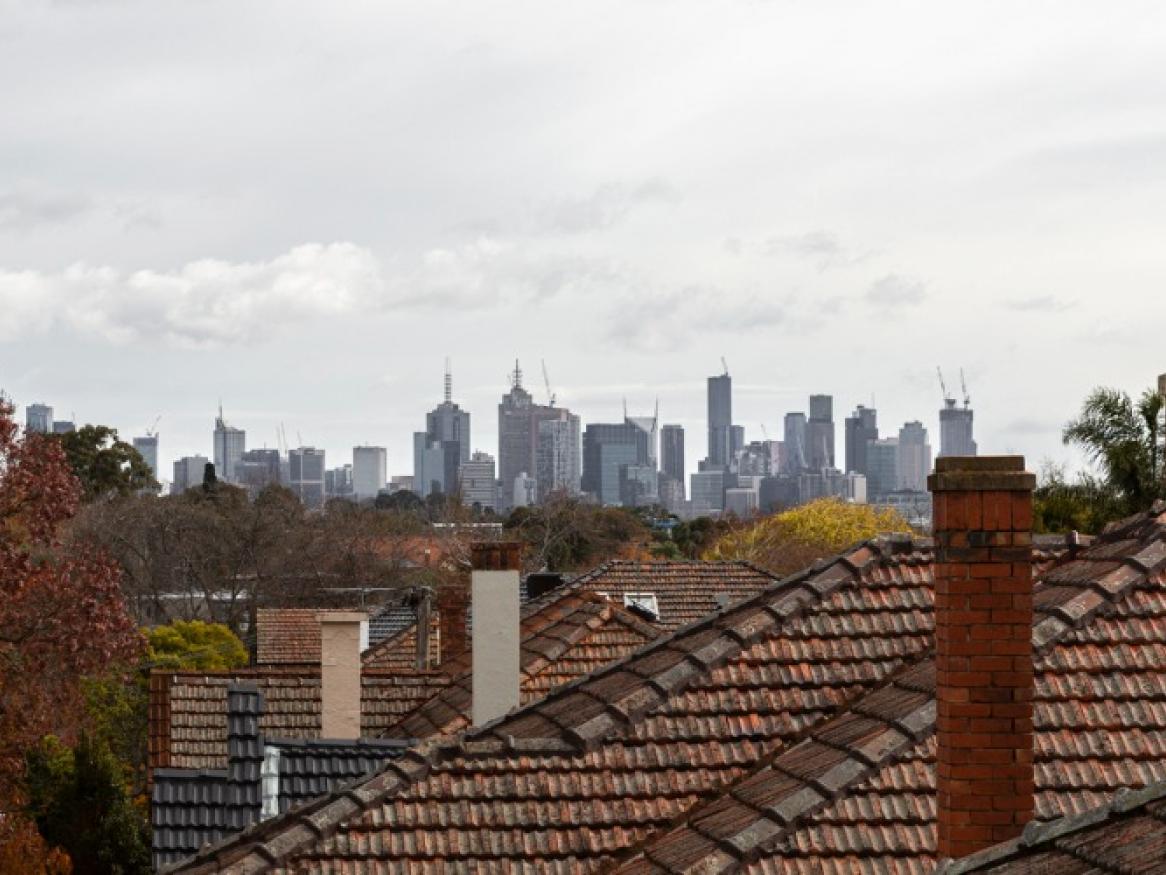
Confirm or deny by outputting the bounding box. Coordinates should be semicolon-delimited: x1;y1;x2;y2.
703;498;911;575
145;620;248;671
56;424;156;502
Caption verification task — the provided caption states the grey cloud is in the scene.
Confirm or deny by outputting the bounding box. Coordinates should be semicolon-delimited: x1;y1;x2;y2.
1004;294;1075;312
0;242;386;346
0;186;92;231
866;274;926;308
763;231;870;271
538;180;679;234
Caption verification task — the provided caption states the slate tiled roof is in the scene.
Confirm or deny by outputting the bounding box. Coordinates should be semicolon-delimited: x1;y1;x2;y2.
160;510;1166;874
936;781;1166;874
151;684;410;869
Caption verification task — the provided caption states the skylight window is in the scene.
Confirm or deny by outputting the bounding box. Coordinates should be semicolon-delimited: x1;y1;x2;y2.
623;592;659;619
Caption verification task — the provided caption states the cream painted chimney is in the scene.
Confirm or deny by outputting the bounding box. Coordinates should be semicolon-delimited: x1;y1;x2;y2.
471;543;523;726
318;611;367;739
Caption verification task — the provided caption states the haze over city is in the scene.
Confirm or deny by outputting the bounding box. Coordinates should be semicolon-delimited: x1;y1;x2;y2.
2;2;1165;480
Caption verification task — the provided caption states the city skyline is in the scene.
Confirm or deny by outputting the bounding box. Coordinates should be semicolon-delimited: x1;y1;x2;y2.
5;354;1103;494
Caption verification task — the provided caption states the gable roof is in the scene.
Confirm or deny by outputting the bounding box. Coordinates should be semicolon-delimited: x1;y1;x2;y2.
254;609;323;665
159;515;1153;874
525;558;782;631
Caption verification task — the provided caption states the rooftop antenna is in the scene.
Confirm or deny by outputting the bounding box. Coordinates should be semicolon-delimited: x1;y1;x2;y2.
654;397;659;426
721;356;729;376
510;359;523;390
960;368;971;409
444;357;452;404
623;396;628;420
541;359;556;407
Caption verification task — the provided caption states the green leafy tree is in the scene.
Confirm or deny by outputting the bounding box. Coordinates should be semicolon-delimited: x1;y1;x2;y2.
24;734;151;875
56;425;156;501
1062;385;1166;522
504;496;651;571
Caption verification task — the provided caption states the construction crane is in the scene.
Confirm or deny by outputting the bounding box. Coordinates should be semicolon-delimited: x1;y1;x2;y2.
937;367;954;405
760;423;769;440
541;359;556;407
721;356;730;376
960;368;971;409
145;415;161;438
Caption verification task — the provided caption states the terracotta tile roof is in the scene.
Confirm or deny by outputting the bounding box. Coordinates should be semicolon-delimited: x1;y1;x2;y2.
935;781;1166;874
150;573;661;778
156;516;1151;874
526;558;782;632
254;609;322;665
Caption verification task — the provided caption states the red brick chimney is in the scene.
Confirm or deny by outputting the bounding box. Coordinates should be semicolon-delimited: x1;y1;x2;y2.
435;578;467;664
930;456;1037;860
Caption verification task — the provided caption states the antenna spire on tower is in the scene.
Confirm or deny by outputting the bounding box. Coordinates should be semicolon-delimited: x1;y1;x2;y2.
511;359;523;390
444;357;452;404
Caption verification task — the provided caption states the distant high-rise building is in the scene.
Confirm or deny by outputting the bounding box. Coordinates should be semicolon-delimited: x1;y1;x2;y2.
660;424;686;494
807;394;835;470
213;407;246;483
844;405;878;475
690;469;726;515
724;486;759;518
707;373;732;466
25;403;53;434
497;361;579;509
512;472;538;509
133;435;159;482
459;451;498;511
625;403;659;470
352;446;387;501
729;425;745;460
536;413;582;501
171;455;210;495
658;475;686;514
938;399;978;458
325;465;353;500
582;422;649;506
736;440;781;477
52;420;75;434
896;421;932;492
236;448;282;496
415;363;470;498
619;464;658;507
289;447;326;510
783;412;807;472
866;437;899;500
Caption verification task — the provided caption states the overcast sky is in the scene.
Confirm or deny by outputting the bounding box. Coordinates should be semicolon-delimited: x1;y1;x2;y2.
2;1;1165;483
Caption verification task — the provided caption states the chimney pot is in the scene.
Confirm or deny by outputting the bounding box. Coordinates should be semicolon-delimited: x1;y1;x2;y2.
930;455;1036;859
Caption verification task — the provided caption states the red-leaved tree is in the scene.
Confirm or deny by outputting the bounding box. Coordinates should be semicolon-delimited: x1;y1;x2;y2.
0;400;141;820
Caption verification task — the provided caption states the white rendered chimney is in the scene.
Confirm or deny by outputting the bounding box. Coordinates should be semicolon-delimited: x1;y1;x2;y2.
471;543;522;726
318;611;367;738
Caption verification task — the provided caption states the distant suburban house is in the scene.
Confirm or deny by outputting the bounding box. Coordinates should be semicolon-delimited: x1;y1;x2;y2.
158;458;1166;874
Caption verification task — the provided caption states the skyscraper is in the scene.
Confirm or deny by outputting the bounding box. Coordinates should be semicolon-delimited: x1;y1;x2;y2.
706;372;732;466
213;407;246;483
783;412;807;472
289;447;326;510
582;422;649;506
806;394;835;470
660;424;686;500
497;361;579;510
536;413;581;501
414;362;471;497
939;399;978;458
844;405;878;475
866;438;899;500
133;435;159;482
625;401;659;470
896;421;932;492
236;448;282;496
353;446;388;500
171;455;210;494
459;451;498;511
25;403;53;434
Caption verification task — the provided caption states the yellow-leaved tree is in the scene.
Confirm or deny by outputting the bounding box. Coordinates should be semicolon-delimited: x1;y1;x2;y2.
703;498;911;575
